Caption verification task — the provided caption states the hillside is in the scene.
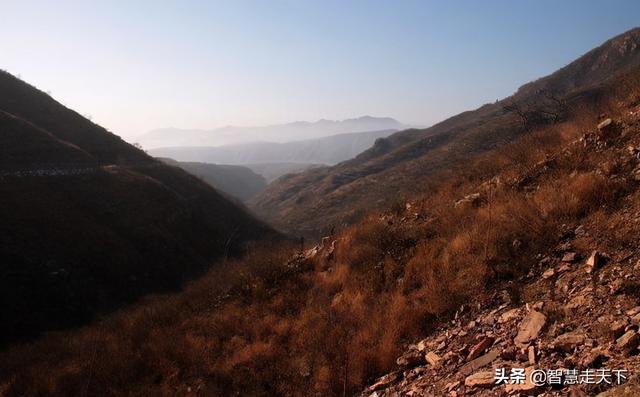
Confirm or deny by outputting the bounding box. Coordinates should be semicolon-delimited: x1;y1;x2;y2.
2;57;640;396
0;70;277;346
252;28;640;236
138;116;407;148
149;129;397;166
245;162;324;183
158;158;267;201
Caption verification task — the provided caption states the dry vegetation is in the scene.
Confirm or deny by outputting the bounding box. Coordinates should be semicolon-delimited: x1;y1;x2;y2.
252;28;640;236
3;78;640;397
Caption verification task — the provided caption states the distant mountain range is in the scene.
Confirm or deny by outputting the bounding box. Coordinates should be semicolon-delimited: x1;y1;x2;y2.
252;27;640;235
149;129;397;166
137;116;408;148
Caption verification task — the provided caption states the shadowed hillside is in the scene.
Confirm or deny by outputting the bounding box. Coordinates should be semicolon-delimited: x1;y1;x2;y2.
0;70;278;346
245;162;324;183
158;158;267;201
252;28;640;236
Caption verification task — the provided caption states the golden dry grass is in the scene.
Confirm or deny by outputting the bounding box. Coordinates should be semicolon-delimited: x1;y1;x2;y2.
1;83;639;397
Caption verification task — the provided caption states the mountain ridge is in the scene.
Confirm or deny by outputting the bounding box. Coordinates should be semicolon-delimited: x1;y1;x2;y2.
138;116;409;148
149;129;398;166
0;70;278;346
252;27;640;236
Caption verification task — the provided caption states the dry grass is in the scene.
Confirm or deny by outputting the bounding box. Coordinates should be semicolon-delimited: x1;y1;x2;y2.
2;85;639;397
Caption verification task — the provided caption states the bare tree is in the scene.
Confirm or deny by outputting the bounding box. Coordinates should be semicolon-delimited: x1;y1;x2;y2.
503;101;531;131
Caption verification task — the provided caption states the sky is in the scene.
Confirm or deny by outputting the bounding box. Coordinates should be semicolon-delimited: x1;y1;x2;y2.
2;1;640;141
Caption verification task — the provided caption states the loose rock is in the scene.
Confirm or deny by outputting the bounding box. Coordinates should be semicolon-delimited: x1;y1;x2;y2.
464;371;495;388
514;310;546;347
616;330;639;355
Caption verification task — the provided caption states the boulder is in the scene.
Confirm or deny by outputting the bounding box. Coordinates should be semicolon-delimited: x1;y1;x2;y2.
499;308;520;323
616;330;639;355
515;310;546;347
611;319;628;339
416;339;428;352
553;331;588;352
467;337;494;361
566;292;590;311
425;351;441;367
625;306;640;317
585;251;603;273
396;350;423;369
542;268;555;279
579;349;607;368
464;371;495;388
460;348;500;376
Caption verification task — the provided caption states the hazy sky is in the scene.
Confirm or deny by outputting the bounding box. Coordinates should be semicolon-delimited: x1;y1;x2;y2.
2;1;639;141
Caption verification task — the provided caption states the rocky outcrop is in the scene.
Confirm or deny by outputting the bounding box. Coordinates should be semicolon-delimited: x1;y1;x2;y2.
359;216;640;396
358;94;640;397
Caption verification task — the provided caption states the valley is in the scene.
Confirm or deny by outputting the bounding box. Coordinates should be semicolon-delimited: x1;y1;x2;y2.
1;11;640;397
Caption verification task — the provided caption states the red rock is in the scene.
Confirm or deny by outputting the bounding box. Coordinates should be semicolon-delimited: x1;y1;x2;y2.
626;306;640;316
367;371;401;392
515;310;546;347
425;351;441;367
460;348;500;376
553;331;588;352
579;349;607;368
527;346;536;365
585;251;602;273
467;337;494;361
611;319;628;339
616;330;639;355
499;308;520;323
464;371;495;388
396;350;423;369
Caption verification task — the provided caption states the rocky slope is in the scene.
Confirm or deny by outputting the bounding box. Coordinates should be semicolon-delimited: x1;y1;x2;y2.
252;28;640;236
358;110;640;397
